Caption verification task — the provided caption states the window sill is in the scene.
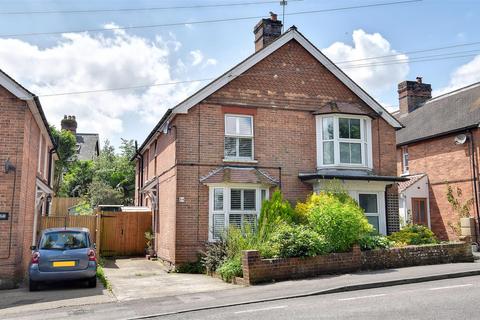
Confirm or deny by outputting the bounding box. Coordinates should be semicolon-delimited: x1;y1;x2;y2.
223;158;258;164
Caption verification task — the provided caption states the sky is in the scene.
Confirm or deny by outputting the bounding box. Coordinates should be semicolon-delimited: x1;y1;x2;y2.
0;0;479;148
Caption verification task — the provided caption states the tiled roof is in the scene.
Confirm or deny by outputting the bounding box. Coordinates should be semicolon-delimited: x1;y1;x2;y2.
76;133;99;161
200;167;279;185
397;173;426;192
397;82;480;145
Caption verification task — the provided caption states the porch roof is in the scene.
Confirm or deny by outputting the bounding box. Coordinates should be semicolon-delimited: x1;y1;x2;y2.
200;166;279;186
299;169;408;183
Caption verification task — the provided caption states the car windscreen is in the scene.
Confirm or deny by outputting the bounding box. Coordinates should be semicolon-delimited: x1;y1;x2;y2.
39;231;88;250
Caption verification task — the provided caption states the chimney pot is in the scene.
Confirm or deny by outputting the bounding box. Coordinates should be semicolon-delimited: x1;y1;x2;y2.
416;76;422;83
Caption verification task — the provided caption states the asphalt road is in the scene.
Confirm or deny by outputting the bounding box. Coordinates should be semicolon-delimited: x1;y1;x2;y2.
4;275;480;319
156;276;480;320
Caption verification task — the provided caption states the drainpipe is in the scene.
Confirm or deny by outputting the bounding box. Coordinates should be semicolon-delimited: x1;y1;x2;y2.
133;141;144;206
46;148;56;216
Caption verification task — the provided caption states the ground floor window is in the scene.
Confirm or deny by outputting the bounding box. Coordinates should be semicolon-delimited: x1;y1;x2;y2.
209;185;269;241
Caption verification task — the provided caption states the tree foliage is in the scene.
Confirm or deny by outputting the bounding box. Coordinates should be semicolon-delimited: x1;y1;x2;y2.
50;126;77;193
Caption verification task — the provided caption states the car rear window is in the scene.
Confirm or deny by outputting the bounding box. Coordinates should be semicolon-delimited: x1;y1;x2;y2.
40;231;88;250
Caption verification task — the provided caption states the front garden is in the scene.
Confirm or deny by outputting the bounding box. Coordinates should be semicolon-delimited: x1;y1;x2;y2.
190;184;472;284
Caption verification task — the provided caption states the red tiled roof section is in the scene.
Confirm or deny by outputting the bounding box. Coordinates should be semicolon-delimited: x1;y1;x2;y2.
200;167;279;185
397;173;426;192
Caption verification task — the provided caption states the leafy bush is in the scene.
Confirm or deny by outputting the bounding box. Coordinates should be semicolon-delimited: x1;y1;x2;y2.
268;224;328;258
388;225;438;246
359;233;393;251
217;257;243;282
257;190;298;242
303;192;373;252
201;238;228;273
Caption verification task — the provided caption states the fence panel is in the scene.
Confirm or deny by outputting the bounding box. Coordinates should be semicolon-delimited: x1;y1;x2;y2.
50;197;81;216
40;215;97;241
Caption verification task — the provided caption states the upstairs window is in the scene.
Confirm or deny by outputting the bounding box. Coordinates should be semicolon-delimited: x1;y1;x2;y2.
402;146;409;175
317;115;371;168
224;115;253;160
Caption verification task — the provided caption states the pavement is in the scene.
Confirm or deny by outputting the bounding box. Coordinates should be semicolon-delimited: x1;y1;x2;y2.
103;258;235;301
2;260;480;319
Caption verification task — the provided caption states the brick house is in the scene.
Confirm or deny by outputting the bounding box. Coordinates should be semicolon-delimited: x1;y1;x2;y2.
0;69;56;288
134;15;405;266
60;115;100;161
395;78;480;241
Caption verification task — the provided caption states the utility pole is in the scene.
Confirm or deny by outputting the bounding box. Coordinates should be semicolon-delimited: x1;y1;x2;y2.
280;0;287;32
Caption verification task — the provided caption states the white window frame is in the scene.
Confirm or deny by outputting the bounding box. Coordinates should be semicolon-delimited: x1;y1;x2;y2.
223;114;254;161
37;134;43;174
402;146;409;175
350;191;386;235
316;114;372;169
208;184;269;241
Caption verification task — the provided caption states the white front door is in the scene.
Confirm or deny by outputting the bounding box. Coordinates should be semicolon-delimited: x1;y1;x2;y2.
349;191;386;235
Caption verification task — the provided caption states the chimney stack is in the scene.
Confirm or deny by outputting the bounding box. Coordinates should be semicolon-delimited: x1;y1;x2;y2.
397;77;432;115
61;115;78;134
254;12;283;52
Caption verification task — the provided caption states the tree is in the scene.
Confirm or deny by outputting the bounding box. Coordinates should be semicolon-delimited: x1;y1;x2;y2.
59;160;94;197
50;126;77;193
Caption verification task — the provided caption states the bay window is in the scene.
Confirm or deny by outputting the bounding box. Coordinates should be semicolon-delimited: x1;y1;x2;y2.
209;186;268;241
317;115;372;169
224;115;254;161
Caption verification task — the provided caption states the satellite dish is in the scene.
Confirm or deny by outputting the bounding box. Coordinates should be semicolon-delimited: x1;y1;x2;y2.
454;134;468;145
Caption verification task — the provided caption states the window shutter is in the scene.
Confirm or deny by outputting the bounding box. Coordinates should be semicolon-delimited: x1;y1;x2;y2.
230;189;242;210
238;138;253;158
224;137;237;157
243;190;256;210
212;214;225;239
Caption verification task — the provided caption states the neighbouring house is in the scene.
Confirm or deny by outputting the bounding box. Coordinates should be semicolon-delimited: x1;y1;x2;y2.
395;78;480;241
0;69;57;288
134;14;405;266
61;115;100;161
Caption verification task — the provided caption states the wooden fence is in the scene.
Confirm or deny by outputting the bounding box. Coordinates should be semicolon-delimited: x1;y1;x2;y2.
50;197;81;216
40;211;152;257
40;215;97;241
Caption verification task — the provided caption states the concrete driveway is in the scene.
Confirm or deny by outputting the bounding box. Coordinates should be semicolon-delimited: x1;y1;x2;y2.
103;258;236;301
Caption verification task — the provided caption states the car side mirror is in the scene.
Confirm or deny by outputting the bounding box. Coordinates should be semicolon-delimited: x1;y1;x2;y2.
30;245;36;250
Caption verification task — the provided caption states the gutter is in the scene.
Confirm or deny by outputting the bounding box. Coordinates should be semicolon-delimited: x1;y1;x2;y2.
469;130;480;244
134;108;173;158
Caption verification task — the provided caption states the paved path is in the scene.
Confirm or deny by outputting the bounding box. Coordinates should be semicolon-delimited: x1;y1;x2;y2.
103;258;235;301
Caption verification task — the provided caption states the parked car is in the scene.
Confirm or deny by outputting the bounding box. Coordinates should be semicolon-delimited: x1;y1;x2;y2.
28;227;97;291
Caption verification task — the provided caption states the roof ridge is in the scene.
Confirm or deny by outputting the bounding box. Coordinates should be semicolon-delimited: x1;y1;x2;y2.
428;81;480;104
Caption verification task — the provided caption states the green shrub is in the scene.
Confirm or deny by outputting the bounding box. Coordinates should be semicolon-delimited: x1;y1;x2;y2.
303;192;372;252
388;225;438;246
175;257;205;274
359;233;393;251
201;238;228;273
268;224;328;258
257;190;297;242
217;257;243;282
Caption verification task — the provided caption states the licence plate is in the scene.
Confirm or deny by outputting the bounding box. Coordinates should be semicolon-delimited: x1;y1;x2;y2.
52;261;76;267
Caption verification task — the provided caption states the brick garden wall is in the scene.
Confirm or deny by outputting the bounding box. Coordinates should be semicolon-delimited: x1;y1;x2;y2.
242;242;473;285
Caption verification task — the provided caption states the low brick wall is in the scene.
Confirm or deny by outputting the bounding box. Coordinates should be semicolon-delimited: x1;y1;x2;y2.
242;242;473;285
361;242;473;270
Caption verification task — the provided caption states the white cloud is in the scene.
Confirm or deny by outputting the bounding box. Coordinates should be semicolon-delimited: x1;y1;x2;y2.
190;49;204;66
0;25;214;144
205;58;217;66
433;55;480;96
322;29;409;96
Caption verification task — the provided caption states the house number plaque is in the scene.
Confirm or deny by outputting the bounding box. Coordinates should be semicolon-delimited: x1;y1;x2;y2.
0;212;9;220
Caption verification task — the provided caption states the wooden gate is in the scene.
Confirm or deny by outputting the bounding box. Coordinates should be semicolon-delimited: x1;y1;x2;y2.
40;215;97;241
100;211;152;257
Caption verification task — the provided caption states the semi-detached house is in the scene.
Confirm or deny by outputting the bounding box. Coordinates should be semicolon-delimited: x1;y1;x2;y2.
134;14;406;266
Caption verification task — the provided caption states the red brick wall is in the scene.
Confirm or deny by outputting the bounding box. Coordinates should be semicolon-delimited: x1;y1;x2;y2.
138;39;399;264
0;86;54;287
242;242;472;285
397;129;480;240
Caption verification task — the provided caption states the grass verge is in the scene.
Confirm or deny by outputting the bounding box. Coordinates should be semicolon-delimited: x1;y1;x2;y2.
96;256;112;291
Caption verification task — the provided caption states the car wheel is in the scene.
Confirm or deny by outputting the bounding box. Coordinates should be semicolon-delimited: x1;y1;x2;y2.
87;277;97;288
29;279;39;292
